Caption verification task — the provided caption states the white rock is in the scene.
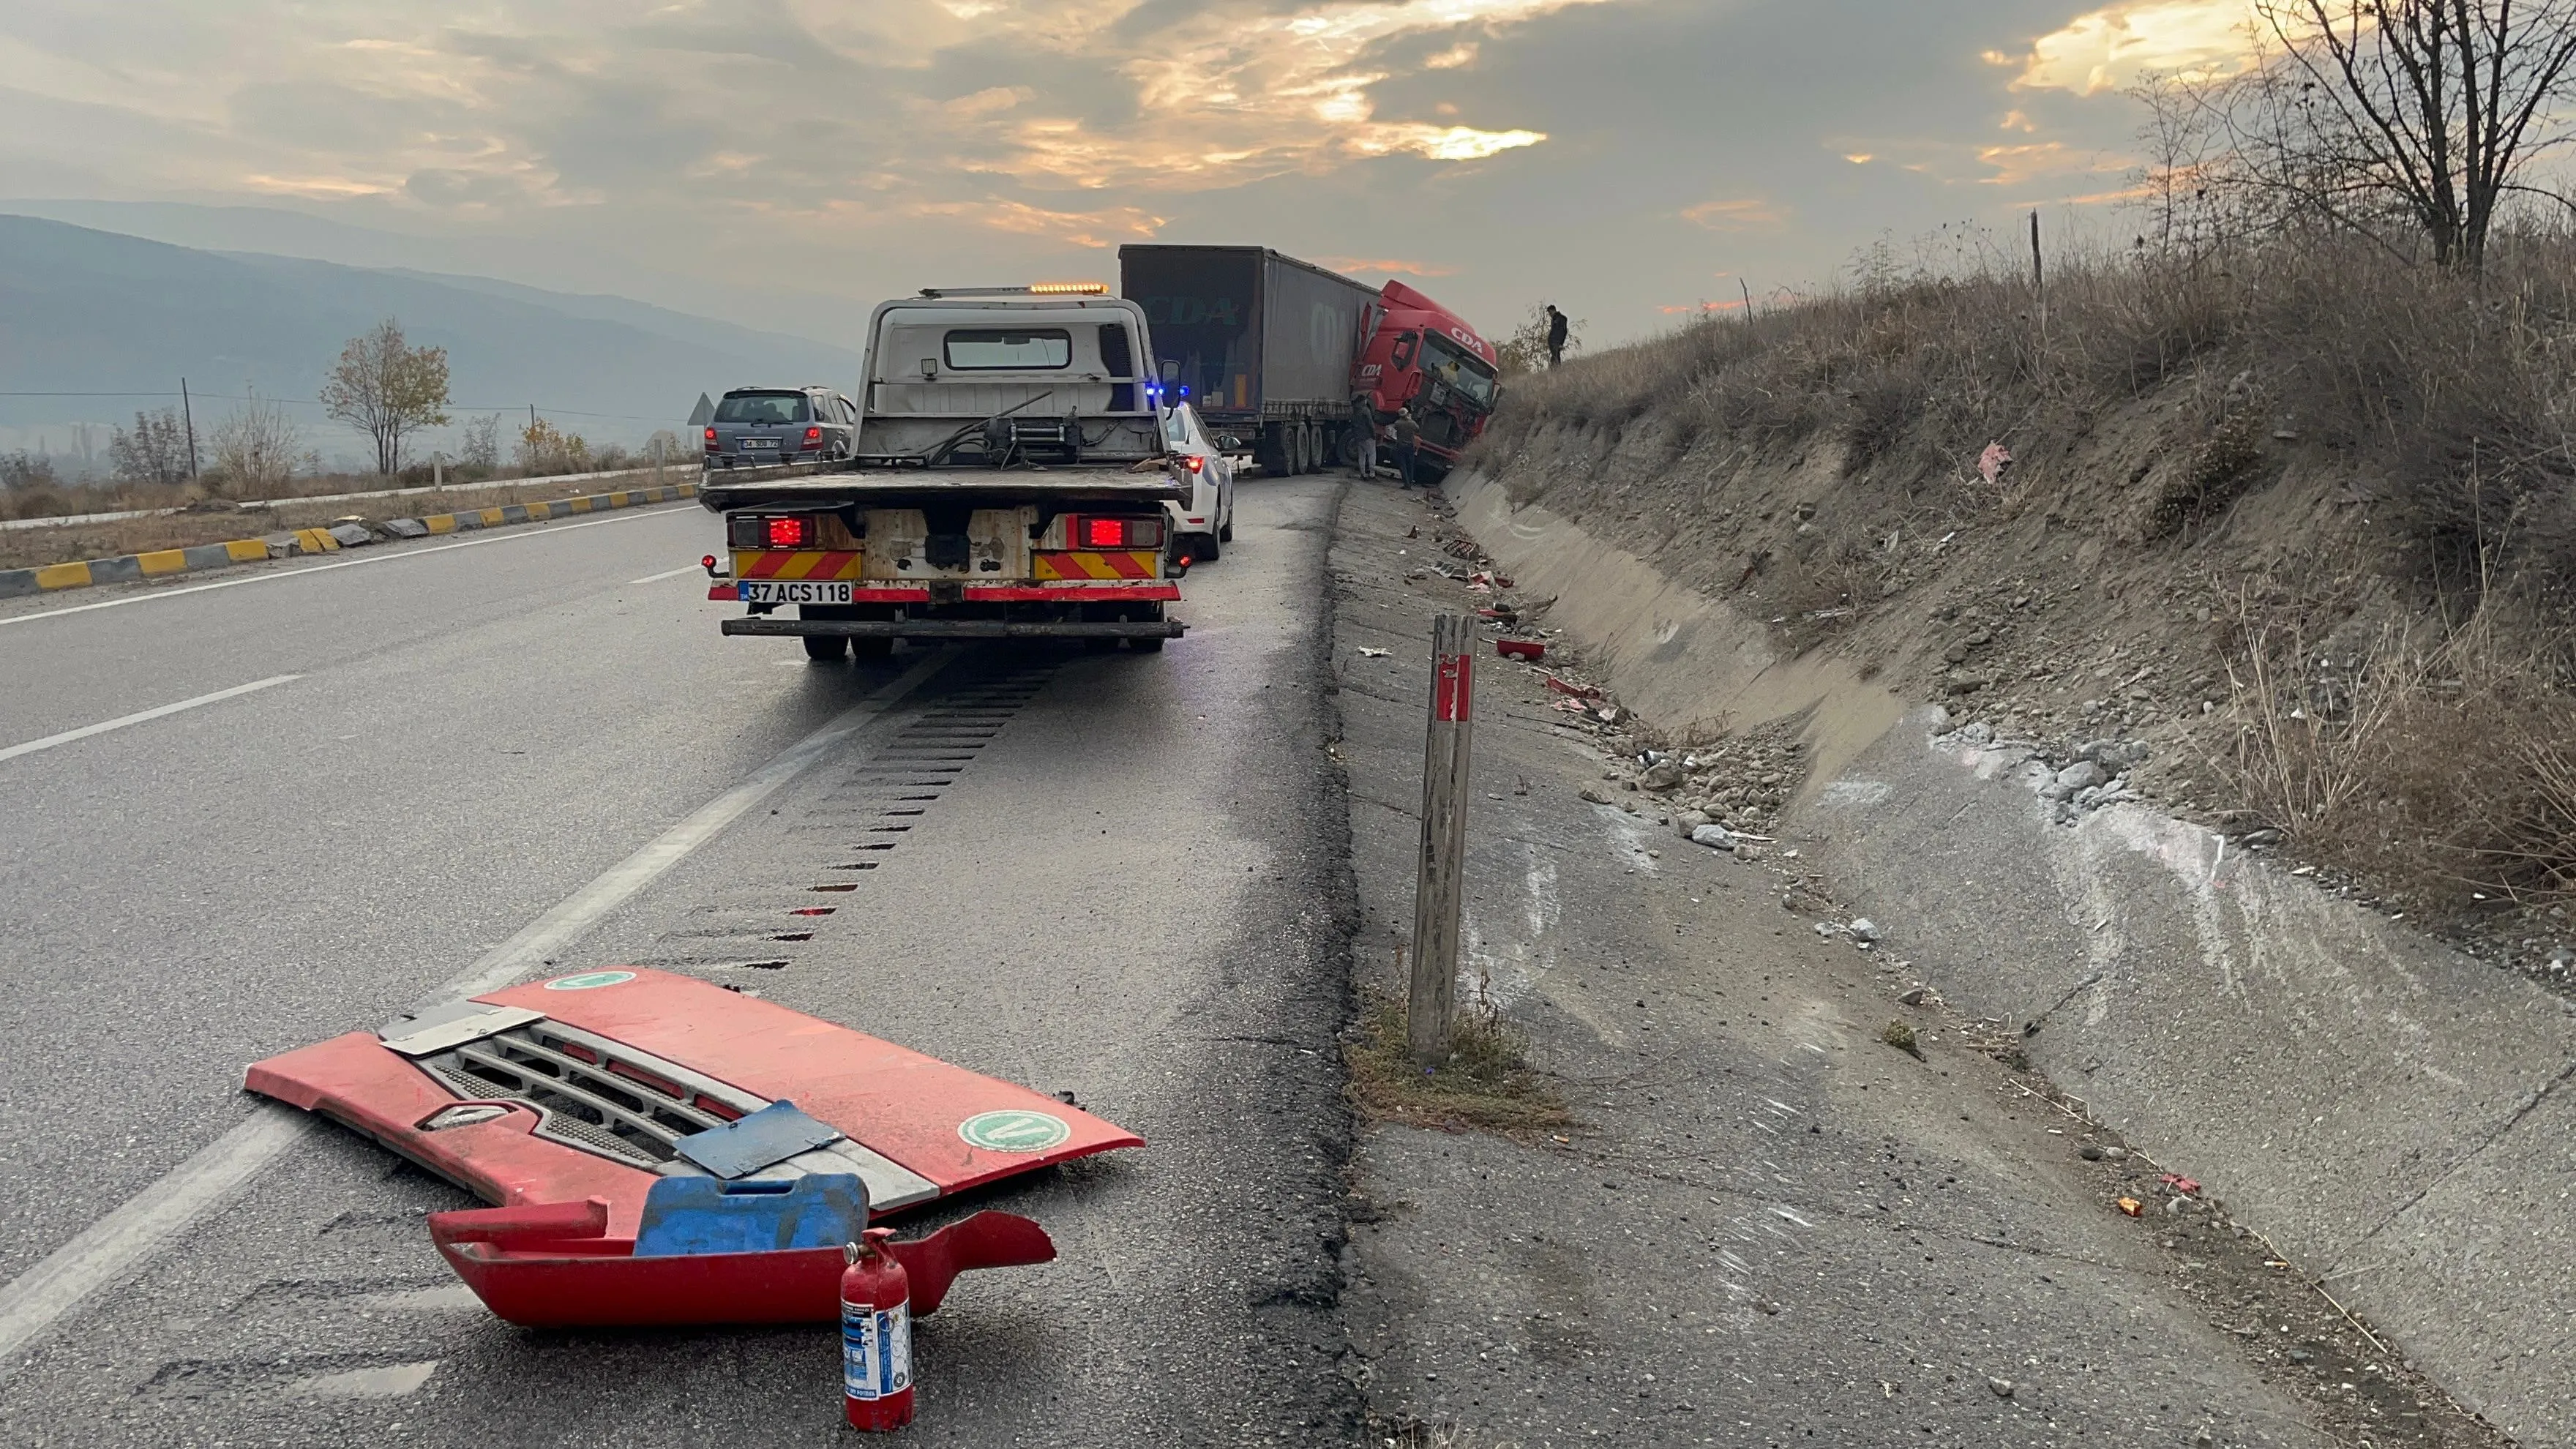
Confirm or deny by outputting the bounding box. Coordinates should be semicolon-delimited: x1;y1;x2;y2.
1688;825;1734;851
1849;918;1882;943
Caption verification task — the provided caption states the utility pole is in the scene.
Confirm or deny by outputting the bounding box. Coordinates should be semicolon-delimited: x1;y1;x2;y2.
179;377;200;482
1739;277;1754;323
1407;613;1475;1066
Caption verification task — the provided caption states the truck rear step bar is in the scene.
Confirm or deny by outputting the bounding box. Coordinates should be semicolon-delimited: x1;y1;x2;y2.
722;618;1184;640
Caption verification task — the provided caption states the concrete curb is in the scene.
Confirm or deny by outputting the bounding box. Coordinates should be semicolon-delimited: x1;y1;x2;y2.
0;482;699;601
1445;468;2576;1448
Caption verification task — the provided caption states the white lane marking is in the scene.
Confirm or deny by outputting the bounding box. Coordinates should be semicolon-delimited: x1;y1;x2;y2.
0;648;948;1380
0;675;302;764
0;503;695;631
625;564;705;585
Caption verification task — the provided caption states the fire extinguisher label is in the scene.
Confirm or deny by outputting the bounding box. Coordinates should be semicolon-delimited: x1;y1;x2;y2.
842;1300;912;1401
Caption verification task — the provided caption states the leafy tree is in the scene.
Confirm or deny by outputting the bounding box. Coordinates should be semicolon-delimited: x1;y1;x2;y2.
321;318;452;473
518;416;589;475
110;408;192;487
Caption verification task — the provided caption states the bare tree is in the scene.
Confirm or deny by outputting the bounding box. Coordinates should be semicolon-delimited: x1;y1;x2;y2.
460;413;501;472
321;318;452;473
109;408;192;487
2244;0;2576;271
208;386;304;498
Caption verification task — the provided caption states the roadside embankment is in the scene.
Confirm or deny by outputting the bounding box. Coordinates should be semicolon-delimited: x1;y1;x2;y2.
1448;467;2576;1445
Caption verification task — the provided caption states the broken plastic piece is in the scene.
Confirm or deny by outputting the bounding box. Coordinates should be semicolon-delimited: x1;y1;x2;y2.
1496;640;1545;661
430;1205;1055;1327
376;1000;545;1057
675;1100;844;1179
2117;1197;2144;1218
634;1172;866;1257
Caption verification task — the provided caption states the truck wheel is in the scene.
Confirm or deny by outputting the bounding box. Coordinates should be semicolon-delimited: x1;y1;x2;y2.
1218;519;1233;543
1256;432;1291;476
1298;424;1319;473
803;634;849;662
1194;531;1221;563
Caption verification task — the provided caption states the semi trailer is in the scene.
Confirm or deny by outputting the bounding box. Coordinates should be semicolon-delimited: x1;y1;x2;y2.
1117;246;1500;482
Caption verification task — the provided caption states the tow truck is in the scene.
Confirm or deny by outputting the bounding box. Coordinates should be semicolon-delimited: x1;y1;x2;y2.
700;284;1191;658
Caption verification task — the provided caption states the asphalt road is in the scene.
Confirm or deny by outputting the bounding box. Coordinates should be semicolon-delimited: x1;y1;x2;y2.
0;486;1357;1445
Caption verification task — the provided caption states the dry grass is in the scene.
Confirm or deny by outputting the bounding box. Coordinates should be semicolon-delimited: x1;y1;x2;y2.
1370;1416;1525;1449
2221;587;2576;908
1478;225;2576;605
1344;988;1568;1137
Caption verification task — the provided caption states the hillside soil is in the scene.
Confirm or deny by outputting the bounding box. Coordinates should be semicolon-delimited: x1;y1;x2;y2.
1468;394;2573;993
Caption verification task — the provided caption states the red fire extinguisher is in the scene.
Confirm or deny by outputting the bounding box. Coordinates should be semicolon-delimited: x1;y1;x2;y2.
842;1228;915;1431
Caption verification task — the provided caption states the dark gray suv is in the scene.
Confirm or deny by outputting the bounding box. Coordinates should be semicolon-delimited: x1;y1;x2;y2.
703;386;855;468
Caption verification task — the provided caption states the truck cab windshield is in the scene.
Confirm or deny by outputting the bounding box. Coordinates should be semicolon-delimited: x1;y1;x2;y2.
1421;336;1497;409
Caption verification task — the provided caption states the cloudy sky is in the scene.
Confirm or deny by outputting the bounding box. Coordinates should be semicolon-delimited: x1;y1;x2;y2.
0;0;2265;349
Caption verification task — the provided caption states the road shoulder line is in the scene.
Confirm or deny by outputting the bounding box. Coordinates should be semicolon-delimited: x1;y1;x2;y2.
0;648;949;1382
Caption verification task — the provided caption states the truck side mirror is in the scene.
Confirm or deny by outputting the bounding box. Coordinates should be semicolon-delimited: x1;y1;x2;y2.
1217;435;1243;451
1158;359;1180;383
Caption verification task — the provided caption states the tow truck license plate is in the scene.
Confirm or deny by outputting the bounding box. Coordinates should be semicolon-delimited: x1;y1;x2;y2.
739;580;852;605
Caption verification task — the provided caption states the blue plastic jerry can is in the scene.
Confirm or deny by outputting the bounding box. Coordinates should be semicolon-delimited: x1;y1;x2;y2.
632;1172;869;1257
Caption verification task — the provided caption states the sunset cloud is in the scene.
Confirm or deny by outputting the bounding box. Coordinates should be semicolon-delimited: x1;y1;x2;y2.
1682;197;1788;232
2006;1;2258;96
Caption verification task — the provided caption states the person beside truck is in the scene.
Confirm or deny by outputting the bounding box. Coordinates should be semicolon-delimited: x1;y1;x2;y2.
1389;407;1420;488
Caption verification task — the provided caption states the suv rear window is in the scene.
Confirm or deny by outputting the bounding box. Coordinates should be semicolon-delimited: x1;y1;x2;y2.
714;392;810;424
944;330;1071;370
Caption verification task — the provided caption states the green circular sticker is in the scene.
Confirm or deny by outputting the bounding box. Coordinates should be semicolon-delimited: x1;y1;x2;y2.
958;1109;1071;1153
544;970;636;991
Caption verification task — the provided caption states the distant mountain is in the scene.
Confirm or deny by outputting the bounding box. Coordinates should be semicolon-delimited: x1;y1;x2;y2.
0;214;863;453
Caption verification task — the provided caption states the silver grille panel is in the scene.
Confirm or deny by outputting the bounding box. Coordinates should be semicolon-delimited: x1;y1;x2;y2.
413;1019;942;1208
420;1022;765;1169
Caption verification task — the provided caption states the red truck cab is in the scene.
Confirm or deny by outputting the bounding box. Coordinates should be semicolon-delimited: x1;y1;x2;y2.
1354;280;1501;477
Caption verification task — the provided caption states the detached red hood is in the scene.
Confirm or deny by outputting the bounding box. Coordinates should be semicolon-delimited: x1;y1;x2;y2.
247;967;1142;1238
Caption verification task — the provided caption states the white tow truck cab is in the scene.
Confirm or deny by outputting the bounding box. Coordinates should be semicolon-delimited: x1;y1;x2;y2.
700;285;1194;657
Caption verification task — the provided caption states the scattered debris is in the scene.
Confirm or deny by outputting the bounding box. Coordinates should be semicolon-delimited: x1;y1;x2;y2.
1358;647;1391;659
2117;1197;2145;1218
1495;639;1544;661
1881;1020;1922;1058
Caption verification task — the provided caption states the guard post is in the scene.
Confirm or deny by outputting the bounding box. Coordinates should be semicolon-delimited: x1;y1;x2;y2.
1408;613;1474;1066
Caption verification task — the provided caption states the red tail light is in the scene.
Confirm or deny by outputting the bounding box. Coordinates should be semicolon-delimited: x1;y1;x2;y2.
766;515;810;548
703;426;718;450
801;426;823;449
1073;516;1164;549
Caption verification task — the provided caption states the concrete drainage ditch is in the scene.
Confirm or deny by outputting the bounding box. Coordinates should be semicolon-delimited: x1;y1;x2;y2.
1450;469;2576;1448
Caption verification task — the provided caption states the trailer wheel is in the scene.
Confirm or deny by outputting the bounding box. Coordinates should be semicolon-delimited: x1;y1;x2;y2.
802;634;849;662
1256;430;1291;476
1299;423;1320;473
